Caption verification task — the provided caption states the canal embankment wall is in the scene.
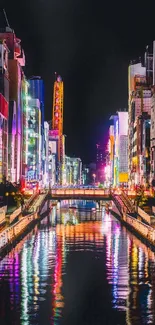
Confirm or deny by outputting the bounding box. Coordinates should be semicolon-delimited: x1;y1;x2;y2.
111;202;155;250
0;194;51;257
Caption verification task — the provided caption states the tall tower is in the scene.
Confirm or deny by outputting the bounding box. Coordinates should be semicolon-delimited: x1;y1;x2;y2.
28;76;45;185
52;74;64;184
28;76;44;131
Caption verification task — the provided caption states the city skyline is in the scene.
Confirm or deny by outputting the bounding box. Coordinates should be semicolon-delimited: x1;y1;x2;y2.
2;5;155;324
2;8;155;187
3;2;155;162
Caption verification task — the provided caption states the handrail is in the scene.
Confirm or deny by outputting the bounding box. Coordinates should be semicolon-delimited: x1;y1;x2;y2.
50;189;110;196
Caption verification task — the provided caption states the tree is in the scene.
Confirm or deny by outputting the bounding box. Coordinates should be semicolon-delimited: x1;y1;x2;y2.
135;187;148;208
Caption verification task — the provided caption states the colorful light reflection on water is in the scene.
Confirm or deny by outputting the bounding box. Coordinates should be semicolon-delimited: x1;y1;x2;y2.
0;205;155;324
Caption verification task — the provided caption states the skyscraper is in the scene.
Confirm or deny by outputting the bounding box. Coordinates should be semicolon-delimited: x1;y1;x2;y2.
27;99;41;184
28;76;44;131
28;76;45;184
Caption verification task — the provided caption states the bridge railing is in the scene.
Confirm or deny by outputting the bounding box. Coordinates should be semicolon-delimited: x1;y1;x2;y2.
50;188;137;196
50;189;111;196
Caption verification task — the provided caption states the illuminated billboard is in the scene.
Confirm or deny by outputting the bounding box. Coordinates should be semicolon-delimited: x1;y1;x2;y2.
118;112;128;136
49;140;57;155
118;112;128;183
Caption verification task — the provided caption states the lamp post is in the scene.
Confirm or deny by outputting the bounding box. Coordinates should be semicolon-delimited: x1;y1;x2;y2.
5;191;16;210
92;173;96;186
5;192;9;207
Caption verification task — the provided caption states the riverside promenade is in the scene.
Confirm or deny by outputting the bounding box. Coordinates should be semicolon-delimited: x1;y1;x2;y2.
111;192;155;249
0;192;49;256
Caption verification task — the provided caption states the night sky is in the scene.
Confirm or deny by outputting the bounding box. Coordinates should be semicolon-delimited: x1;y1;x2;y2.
2;0;155;163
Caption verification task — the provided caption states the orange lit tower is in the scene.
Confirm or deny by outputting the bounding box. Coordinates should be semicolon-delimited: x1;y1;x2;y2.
52;73;64;183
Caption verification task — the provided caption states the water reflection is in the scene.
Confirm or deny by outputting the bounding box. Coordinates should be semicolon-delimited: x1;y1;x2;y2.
0;203;155;324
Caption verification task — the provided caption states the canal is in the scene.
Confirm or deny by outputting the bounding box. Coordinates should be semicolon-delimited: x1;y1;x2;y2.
0;201;155;325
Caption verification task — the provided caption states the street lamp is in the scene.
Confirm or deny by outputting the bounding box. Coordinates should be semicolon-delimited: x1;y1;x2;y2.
92;173;96;186
5;192;9;207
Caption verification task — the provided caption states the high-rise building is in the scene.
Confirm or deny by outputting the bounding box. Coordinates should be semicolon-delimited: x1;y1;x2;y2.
20;76;29;188
151;89;155;185
65;156;72;185
48;129;58;186
43;121;49;188
65;156;82;185
27;99;41;185
0;26;26;183
96;143;105;183
96;143;104;167
128;49;153;187
28;77;45;184
150;41;155;186
141;114;150;186
28;77;44;129
117;111;128;186
108;112;128;187
109;121;115;185
131;112;150;186
0;40;9;182
82;165;90;185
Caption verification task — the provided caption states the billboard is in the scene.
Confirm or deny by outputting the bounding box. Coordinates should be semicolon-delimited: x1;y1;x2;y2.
0;93;8;119
119;173;128;183
118;112;128;136
114;116;119;157
49;140;57;155
119;135;128;173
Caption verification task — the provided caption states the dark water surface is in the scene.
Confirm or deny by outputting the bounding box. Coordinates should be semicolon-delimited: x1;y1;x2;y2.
0;202;155;325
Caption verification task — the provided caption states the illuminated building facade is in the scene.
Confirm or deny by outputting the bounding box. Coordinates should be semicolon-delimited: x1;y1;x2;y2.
151;90;155;184
96;143;105;183
8;100;16;182
43;121;49;187
65;156;71;185
28;77;45;181
82;165;90;185
131;112;151;186
108;112;128;187
150;42;155;186
142;116;151;186
0;40;9;182
52;75;64;184
96;143;104;167
27;99;41;184
117;111;128;186
20;77;29;188
0;26;26;183
49;130;58;186
128;49;153;187
108;122;115;186
28;77;44;130
65;156;82;185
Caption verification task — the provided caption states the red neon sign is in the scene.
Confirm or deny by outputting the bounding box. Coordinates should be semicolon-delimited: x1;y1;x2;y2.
0;93;8;119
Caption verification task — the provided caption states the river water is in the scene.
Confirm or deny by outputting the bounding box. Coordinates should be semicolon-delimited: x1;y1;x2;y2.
0;201;155;325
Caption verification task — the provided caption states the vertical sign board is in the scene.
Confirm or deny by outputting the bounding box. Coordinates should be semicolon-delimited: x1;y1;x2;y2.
0;206;7;224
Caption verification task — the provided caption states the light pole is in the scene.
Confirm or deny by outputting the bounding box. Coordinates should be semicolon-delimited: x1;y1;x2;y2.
5;192;9;208
92;173;96;186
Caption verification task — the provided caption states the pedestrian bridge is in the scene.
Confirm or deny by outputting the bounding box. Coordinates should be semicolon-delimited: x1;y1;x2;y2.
49;188;136;216
50;188;111;200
